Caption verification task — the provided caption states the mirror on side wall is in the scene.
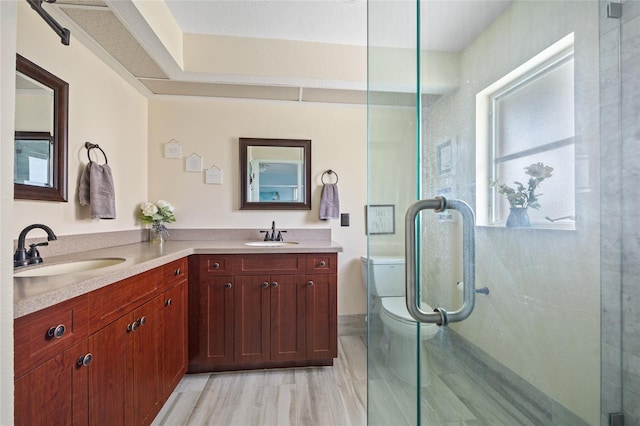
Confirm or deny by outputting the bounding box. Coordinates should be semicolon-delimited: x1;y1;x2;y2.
239;138;311;210
14;54;68;201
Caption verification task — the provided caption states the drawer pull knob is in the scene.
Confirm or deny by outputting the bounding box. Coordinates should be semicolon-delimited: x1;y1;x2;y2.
77;353;93;367
319;260;327;267
307;281;314;287
48;324;65;339
165;299;173;307
212;262;220;269
225;282;233;289
174;269;181;276
272;281;279;288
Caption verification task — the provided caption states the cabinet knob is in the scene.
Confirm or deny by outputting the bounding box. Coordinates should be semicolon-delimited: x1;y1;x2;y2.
140;316;147;326
174;268;181;276
212;262;220;269
272;281;279;288
47;324;66;339
225;282;233;289
319;260;326;267
165;298;173;307
128;321;138;332
262;281;270;288
77;353;93;367
307;280;314;287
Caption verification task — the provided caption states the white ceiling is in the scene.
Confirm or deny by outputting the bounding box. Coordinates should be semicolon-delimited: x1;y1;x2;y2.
164;0;511;51
52;0;511;102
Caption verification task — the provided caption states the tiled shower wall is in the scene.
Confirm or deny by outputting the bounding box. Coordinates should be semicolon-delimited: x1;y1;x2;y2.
600;0;640;424
620;1;640;423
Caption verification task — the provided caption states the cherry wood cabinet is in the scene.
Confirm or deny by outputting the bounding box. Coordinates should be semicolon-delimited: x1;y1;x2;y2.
161;258;189;400
87;278;164;425
198;275;236;366
188;253;337;373
305;273;338;359
15;258;189;426
234;273;307;364
14;340;89;426
14;295;89;426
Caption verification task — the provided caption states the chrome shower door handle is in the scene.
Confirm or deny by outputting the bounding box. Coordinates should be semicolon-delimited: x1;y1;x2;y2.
405;197;476;326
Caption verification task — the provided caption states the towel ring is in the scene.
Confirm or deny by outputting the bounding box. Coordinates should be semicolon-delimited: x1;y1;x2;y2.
321;169;339;184
85;142;108;164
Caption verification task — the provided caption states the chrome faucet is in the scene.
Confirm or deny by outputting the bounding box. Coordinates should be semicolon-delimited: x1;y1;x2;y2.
14;224;57;268
260;221;286;241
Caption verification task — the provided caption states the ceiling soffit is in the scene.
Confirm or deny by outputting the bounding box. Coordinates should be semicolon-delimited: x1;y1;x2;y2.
50;1;468;104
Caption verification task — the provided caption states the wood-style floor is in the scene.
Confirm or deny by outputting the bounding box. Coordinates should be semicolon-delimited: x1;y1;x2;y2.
154;316;587;426
152;335;367;426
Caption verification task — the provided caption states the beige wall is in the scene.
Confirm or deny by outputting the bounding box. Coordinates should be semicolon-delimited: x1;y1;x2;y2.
148;97;368;315
3;6;149;422
13;1;149;238
1;2;16;424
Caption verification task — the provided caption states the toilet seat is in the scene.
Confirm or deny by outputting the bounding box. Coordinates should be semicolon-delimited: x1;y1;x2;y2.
380;296;438;339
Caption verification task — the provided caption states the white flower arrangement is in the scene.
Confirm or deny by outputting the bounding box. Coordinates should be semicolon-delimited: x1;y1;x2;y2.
139;200;176;237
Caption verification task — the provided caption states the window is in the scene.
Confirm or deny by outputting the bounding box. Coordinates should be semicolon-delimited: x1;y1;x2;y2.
476;34;576;230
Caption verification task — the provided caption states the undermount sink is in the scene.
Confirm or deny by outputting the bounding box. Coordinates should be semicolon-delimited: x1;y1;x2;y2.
14;257;126;278
244;241;299;247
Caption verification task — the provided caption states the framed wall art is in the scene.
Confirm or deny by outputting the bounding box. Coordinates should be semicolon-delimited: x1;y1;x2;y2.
365;204;395;235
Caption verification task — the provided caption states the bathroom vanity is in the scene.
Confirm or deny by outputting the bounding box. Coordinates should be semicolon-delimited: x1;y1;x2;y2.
14;258;188;426
188;253;338;372
12;235;340;426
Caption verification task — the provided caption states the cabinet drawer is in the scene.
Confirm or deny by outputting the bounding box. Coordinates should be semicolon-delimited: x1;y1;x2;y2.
14;295;88;378
87;269;161;334
199;255;235;275
235;254;306;275
306;253;337;274
163;257;188;289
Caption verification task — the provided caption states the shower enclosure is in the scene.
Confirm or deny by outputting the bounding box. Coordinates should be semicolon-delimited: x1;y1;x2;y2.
366;1;636;424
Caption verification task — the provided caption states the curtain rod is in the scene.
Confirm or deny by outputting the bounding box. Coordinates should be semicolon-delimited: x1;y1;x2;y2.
25;0;70;46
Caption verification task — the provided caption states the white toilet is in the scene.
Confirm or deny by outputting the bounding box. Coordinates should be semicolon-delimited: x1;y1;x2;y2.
361;255;438;385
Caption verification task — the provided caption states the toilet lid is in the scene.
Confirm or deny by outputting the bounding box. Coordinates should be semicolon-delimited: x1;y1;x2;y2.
381;297;433;322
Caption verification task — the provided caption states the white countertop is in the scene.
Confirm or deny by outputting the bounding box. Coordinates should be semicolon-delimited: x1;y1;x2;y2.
13;239;342;319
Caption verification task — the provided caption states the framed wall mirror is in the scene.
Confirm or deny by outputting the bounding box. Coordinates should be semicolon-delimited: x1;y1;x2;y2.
14;54;68;201
240;138;311;210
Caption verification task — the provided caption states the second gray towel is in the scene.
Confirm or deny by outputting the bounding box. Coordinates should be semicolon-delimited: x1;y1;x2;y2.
79;162;116;219
319;183;340;220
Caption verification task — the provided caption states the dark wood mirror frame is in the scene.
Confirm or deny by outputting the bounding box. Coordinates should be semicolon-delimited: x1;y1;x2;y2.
15;54;68;202
239;138;312;210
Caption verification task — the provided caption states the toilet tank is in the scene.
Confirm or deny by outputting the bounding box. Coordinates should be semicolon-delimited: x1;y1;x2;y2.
360;256;406;297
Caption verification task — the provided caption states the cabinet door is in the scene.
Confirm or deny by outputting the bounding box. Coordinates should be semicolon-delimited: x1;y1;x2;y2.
15;340;89;426
162;280;188;399
305;274;338;359
195;276;235;367
270;274;306;362
234;275;271;364
88;315;129;425
132;296;163;426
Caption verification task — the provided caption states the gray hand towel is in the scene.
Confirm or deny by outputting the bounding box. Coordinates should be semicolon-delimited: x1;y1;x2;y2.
319;183;340;220
79;162;116;219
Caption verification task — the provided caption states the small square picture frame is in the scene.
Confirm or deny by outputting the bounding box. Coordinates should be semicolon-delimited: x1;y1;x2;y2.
365;204;395;235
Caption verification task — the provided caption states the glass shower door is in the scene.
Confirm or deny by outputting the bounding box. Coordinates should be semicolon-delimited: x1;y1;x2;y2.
367;1;618;424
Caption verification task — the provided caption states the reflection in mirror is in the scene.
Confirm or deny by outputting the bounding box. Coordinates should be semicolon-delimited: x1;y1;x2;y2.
15;54;68;201
240;138;311;210
14;131;53;187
